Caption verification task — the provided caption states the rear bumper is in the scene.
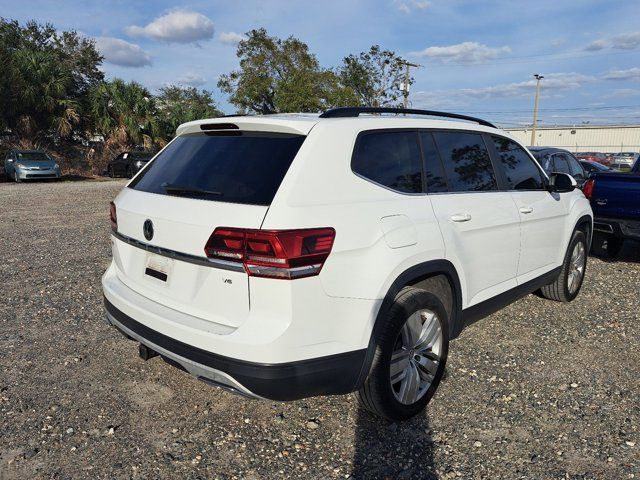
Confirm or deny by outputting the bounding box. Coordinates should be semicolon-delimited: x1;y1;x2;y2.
593;216;640;241
104;297;365;400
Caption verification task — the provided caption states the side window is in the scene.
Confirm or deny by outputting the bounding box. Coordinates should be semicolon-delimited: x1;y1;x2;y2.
567;154;584;178
491;136;544;190
552;154;571;174
432;131;497;192
419;132;448;193
352;131;423;193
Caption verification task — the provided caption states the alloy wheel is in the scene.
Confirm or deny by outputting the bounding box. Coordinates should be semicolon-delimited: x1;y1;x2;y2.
568;241;586;294
390;309;443;405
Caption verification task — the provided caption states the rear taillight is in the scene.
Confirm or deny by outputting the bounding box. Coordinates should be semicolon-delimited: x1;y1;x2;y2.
205;228;336;279
583;178;595;199
109;201;117;231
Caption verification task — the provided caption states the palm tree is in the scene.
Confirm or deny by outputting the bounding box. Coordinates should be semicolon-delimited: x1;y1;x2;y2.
89;79;159;149
11;49;80;139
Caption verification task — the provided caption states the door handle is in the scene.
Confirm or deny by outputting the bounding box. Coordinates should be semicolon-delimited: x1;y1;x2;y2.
450;213;472;223
519;207;534;214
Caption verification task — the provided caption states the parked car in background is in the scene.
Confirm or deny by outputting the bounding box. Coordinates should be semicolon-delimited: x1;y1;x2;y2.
611;152;639;170
103;107;592;421
583;159;640;257
107;151;153;178
529;147;587;187
3;149;61;182
575;152;611;166
580;160;616;176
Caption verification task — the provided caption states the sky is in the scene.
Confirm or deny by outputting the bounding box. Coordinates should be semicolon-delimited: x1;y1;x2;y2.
3;0;640;126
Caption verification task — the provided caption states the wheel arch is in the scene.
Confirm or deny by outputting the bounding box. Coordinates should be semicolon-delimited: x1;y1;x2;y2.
353;259;463;390
573;214;593;249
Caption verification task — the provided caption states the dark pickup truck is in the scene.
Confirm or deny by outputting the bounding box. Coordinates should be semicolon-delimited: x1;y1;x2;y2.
584;159;640;257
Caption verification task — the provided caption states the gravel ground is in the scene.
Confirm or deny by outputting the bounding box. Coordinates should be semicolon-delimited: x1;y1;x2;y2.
0;179;638;480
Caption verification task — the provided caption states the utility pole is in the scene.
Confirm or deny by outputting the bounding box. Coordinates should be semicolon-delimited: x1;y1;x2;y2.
530;74;544;146
400;61;422;109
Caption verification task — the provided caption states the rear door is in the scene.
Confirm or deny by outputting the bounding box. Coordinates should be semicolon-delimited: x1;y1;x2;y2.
111;130;306;328
426;130;521;308
489;136;568;283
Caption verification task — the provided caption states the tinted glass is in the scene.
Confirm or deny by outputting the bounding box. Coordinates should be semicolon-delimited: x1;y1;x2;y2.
491;136;544;190
433;131;497;192
567;154;584;178
552;154;571;174
352;131;422;193
420;132;448;192
17;152;49;161
130;132;305;206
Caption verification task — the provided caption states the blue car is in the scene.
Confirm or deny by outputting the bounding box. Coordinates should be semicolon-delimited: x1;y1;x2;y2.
3;149;61;182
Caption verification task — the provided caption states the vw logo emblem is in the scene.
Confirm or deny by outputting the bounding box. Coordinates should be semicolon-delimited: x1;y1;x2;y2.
143;219;154;241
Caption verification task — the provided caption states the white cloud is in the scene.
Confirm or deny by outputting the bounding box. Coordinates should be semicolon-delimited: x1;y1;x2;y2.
412;73;595;108
219;31;246;45
611;31;640;50
95;37;151;67
177;73;206;86
410;41;511;64
584;39;607;51
603;67;640;81
395;0;431;14
603;88;640;99
127;10;214;43
584;31;640;51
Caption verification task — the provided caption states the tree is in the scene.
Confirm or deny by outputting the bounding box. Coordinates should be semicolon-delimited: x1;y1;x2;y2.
0;18;103;139
340;45;411;108
89;79;158;149
156;85;223;140
218;28;357;114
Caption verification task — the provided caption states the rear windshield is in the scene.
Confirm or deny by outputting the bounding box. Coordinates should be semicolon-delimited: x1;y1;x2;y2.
129;131;305;205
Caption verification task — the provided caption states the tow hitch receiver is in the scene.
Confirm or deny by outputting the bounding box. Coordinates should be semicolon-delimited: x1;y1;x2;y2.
138;343;158;361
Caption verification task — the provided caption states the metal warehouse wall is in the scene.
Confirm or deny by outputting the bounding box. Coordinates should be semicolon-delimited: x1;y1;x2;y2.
505;125;640;153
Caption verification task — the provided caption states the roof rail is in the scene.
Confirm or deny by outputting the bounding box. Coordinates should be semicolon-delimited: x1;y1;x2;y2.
319;107;496;128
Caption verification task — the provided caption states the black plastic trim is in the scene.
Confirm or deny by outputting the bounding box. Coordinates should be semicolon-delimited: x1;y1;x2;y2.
104;298;366;400
111;231;244;272
461;266;561;326
354;260;463;389
592;215;640;240
320;107;496;128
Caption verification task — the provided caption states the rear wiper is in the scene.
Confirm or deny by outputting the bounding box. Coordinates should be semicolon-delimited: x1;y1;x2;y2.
161;183;223;197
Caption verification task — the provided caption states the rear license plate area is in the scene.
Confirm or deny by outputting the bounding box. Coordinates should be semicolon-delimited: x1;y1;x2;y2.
145;254;172;283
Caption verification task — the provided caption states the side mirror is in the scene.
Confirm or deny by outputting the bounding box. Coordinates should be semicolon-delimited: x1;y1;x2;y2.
547;172;576;193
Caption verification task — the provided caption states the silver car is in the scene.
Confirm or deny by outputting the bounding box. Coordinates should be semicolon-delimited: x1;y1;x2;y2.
3;149;61;182
611;152;639;170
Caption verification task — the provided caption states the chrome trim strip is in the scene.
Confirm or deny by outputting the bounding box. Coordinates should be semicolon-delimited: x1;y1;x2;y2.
111;231;245;272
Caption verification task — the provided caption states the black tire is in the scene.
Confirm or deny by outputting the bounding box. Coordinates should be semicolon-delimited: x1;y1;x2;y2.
126;166;134;178
540;230;587;302
14;170;21;183
355;286;449;421
108;166;115;178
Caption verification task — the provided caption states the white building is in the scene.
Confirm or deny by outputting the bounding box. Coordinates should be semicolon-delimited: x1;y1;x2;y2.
505;124;640;153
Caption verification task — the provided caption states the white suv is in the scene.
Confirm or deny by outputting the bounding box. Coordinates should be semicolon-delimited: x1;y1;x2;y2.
102;107;593;420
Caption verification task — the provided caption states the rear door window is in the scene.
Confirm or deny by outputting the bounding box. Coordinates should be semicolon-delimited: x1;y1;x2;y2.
130;132;305;206
432;131;497;192
352;130;423;193
552;154;571;174
491;136;544;190
567;154;585;179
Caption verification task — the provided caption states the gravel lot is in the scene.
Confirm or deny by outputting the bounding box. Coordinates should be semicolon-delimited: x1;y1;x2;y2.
1;179;638;480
